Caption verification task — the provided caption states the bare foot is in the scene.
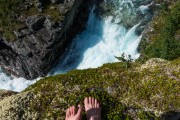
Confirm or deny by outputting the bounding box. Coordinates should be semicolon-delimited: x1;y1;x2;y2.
84;97;101;120
65;105;82;120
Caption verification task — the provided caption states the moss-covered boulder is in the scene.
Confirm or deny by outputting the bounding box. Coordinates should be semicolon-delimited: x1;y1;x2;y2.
0;58;179;119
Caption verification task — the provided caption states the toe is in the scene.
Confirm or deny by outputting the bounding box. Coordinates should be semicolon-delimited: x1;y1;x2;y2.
66;108;70;118
92;97;95;107
75;105;83;119
84;97;89;104
70;106;74;116
95;99;98;108
97;103;100;108
72;106;75;116
70;106;75;116
84;97;89;111
89;97;92;104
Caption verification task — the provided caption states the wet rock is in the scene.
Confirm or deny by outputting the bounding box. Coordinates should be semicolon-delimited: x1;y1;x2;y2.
135;14;153;35
96;0;154;28
132;0;153;7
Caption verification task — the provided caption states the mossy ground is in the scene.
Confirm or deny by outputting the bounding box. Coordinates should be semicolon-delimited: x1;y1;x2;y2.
23;58;180;119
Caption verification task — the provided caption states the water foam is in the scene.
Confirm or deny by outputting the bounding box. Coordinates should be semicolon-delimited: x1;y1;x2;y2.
51;5;142;74
0;68;37;92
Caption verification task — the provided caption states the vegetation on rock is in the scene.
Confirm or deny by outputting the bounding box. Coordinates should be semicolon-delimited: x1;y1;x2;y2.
139;1;180;61
0;0;65;41
0;0;24;40
1;58;178;119
0;1;179;120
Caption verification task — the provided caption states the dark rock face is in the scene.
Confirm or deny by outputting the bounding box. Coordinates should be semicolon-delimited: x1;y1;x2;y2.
0;0;92;79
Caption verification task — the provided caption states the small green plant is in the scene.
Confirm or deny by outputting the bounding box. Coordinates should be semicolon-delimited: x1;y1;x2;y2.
115;53;133;69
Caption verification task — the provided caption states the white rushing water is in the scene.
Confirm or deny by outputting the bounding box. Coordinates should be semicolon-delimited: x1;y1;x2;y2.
0;68;37;91
50;6;142;74
0;0;152;92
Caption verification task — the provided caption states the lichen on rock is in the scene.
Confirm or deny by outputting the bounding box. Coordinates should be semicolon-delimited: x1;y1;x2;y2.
0;58;179;119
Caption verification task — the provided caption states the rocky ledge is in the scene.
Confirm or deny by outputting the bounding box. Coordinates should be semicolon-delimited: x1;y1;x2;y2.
0;0;93;79
0;58;179;119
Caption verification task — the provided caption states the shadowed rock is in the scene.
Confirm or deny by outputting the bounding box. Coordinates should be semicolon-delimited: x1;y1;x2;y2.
0;0;93;79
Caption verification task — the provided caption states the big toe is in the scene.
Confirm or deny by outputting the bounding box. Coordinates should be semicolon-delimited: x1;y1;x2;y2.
66;108;70;119
84;97;90;110
75;105;82;119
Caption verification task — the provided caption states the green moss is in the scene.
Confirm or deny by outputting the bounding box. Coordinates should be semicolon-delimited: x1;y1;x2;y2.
138;111;158;120
23;58;180;119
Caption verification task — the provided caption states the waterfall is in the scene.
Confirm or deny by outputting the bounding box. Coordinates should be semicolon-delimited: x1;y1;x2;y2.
0;0;152;92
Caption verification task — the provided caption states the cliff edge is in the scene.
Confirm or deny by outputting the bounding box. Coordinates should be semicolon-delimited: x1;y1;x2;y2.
0;58;179;119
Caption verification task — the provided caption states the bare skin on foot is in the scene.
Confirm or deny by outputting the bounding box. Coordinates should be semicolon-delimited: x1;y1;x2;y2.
84;97;101;120
65;105;82;120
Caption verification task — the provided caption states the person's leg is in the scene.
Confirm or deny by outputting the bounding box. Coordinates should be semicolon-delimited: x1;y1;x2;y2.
65;105;82;120
84;97;101;120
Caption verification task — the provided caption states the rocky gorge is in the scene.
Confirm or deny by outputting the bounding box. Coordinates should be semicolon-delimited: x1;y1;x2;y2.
0;0;162;80
0;0;93;79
